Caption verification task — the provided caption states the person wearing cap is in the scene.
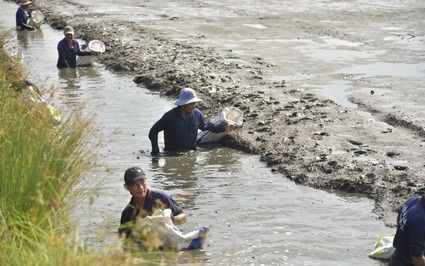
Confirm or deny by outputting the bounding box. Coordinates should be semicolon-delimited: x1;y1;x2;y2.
56;26;96;68
119;166;187;239
16;1;35;31
389;194;425;266
148;87;234;155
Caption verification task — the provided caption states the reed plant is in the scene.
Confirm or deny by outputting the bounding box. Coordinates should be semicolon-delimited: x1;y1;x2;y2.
0;31;137;266
0;29;180;266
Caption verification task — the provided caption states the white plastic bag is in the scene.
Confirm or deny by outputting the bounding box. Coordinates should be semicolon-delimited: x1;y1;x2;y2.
28;10;44;28
23;85;61;123
196;106;243;144
368;233;395;260
77;40;105;66
134;209;206;250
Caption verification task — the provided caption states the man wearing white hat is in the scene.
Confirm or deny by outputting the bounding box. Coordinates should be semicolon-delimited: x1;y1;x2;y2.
56;26;97;68
16;1;35;31
149;88;234;155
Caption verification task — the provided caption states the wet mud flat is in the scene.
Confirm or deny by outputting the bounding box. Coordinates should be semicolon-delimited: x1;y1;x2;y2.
18;0;425;225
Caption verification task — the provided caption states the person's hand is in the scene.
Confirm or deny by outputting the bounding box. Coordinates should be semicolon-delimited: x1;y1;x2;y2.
197;227;209;241
172;213;187;225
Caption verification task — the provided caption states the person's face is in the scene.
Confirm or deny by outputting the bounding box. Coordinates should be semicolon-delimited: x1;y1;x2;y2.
181;102;196;114
125;179;147;199
65;34;74;42
22;4;31;11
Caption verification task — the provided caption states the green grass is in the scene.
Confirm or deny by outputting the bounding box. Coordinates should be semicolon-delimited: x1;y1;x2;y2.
0;28;182;265
0;30;137;266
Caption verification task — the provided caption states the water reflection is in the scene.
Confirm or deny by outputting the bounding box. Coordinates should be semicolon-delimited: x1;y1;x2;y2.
130;249;207;265
57;65;104;108
197;144;240;173
16;29;44;48
58;64;103;88
58;68;78;84
78;65;103;81
150;152;199;207
16;30;30;48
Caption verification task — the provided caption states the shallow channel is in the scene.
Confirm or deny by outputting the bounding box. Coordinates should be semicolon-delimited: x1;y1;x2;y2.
1;1;391;265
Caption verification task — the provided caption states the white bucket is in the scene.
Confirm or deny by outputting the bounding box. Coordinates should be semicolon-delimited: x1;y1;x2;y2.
88;40;106;53
77;40;105;66
134;209;207;251
196;106;243;144
76;55;95;66
28;10;44;29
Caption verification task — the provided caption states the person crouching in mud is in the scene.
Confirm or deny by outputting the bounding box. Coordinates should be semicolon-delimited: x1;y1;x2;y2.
149;87;236;155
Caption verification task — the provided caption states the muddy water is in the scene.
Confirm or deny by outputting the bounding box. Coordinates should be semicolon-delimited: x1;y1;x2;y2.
0;1;391;265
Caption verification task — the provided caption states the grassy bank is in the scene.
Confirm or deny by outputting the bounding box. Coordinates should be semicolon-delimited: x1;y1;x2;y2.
0;30;135;265
0;27;186;265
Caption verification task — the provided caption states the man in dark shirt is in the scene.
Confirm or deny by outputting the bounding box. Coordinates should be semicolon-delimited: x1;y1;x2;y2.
149;87;234;155
119;166;208;251
390;195;425;266
56;26;95;68
16;1;35;31
119;166;187;240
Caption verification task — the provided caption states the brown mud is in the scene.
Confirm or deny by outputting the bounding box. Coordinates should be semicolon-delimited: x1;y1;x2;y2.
17;0;425;226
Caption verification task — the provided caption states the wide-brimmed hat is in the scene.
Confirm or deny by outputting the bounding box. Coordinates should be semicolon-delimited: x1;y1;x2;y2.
173;88;203;106
63;26;74;36
20;1;32;6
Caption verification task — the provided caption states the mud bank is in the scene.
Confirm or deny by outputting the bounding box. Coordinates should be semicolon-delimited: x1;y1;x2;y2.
18;0;425;225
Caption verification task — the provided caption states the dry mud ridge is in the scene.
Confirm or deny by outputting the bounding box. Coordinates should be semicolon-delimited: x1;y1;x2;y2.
21;0;425;226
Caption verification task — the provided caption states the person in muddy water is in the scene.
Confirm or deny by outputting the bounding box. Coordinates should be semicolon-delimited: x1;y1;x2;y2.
389;194;425;266
119;166;187;237
118;166;209;250
149;87;235;155
56;26;96;69
16;1;35;31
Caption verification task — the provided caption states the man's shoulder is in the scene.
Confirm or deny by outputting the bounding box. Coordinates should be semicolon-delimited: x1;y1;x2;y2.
169;107;180;114
149;189;171;199
193;108;203;114
122;202;135;212
161;107;179;118
58;38;66;45
191;108;206;119
406;196;424;210
121;197;136;212
405;197;425;224
149;189;170;195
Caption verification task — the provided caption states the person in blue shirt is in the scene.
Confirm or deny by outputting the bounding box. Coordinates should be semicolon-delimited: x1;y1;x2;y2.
149;87;234;155
119;166;208;250
390;194;425;266
119;166;187;237
56;26;95;68
16;1;35;31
